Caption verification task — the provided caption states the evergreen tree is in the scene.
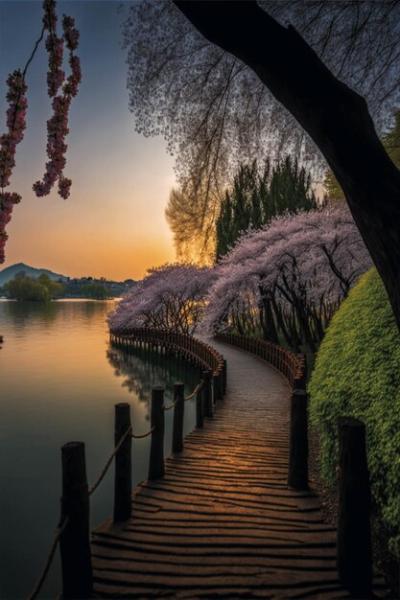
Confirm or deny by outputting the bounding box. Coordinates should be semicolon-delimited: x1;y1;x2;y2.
215;156;317;260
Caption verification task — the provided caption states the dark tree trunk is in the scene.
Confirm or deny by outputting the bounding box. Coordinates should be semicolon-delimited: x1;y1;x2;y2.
174;0;400;331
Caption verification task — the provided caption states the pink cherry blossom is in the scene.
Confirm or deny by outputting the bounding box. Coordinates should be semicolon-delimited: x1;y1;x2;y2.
203;207;372;351
109;264;216;335
33;2;81;200
0;0;81;263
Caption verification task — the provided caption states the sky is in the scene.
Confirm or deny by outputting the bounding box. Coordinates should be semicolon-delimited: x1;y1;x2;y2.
0;0;177;280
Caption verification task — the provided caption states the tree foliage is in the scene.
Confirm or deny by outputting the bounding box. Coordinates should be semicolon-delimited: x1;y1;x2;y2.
216;157;317;259
123;0;400;221
80;281;109;300
109;263;215;335
309;268;400;559
5;273;64;302
165;186;216;263
205;207;371;352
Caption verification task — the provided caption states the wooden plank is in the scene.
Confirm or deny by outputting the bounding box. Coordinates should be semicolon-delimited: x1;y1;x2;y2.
93;339;384;598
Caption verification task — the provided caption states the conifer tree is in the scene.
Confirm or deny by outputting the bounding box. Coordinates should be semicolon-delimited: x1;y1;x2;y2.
215;156;317;260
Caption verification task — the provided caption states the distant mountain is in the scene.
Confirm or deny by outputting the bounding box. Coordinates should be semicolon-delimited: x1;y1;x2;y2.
0;263;68;286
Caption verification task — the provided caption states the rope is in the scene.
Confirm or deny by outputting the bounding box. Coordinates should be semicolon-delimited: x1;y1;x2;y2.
27;517;69;600
89;426;132;496
131;427;155;439
163;399;178;411
185;380;204;401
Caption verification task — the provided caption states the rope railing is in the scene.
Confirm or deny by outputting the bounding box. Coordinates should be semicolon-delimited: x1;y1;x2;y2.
131;426;155;439
163;399;178;411
27;330;226;600
185;379;203;401
27;517;69;600
89;425;133;497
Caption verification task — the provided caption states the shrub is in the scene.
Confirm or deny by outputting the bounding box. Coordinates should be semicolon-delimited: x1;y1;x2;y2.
309;268;400;557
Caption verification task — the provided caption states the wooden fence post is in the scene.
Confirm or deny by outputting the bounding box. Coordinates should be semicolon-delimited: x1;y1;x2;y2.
223;359;227;394
337;417;372;597
203;370;213;418
172;382;185;453
148;387;165;480
212;373;219;404
113;403;132;522
196;381;204;428
60;442;93;599
288;389;308;490
217;370;223;400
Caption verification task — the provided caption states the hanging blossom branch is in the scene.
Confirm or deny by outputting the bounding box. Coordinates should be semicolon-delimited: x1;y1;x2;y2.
33;1;81;200
0;72;28;262
0;0;81;263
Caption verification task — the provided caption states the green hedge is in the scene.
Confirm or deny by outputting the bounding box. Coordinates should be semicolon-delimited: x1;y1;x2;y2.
309;268;400;556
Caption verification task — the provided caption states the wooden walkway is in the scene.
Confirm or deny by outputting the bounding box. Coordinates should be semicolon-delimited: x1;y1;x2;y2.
91;341;374;598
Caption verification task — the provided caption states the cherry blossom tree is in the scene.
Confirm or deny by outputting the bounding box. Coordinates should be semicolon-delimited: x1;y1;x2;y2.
109;263;215;335
0;0;81;262
124;0;400;333
203;207;372;352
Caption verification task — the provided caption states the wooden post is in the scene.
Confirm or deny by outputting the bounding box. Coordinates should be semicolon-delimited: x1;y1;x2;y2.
212;373;219;404
172;382;185;453
288;389;308;490
337;417;372;597
60;442;93;599
218;368;224;398
148;387;165;480
196;380;204;428
113;403;132;522
203;370;213;417
223;359;227;394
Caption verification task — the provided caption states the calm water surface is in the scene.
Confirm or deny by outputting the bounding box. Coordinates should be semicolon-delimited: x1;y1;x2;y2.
0;300;200;599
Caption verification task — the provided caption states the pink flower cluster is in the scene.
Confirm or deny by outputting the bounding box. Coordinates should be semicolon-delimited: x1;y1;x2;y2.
0;0;81;263
0;192;21;263
0;71;28;188
109;264;216;335
43;0;64;97
33;1;81;200
0;70;27;261
63;15;80;51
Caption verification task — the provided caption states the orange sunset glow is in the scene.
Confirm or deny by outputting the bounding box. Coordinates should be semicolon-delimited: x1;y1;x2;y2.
0;1;176;280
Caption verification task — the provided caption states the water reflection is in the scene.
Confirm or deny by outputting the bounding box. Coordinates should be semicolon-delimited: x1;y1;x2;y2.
1;298;58;329
0;300;200;599
107;344;200;410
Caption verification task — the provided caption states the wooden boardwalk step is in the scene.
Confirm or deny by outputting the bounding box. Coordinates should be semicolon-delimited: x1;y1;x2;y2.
92;340;385;599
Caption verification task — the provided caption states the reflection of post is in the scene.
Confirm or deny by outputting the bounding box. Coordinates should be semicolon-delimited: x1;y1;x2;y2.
337;417;372;597
172;382;185;453
148;387;165;480
113;403;132;522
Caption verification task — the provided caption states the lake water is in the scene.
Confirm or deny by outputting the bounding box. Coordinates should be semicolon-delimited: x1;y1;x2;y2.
0;300;200;599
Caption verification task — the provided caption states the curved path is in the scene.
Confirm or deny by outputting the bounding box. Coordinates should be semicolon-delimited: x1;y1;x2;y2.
92;341;378;598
